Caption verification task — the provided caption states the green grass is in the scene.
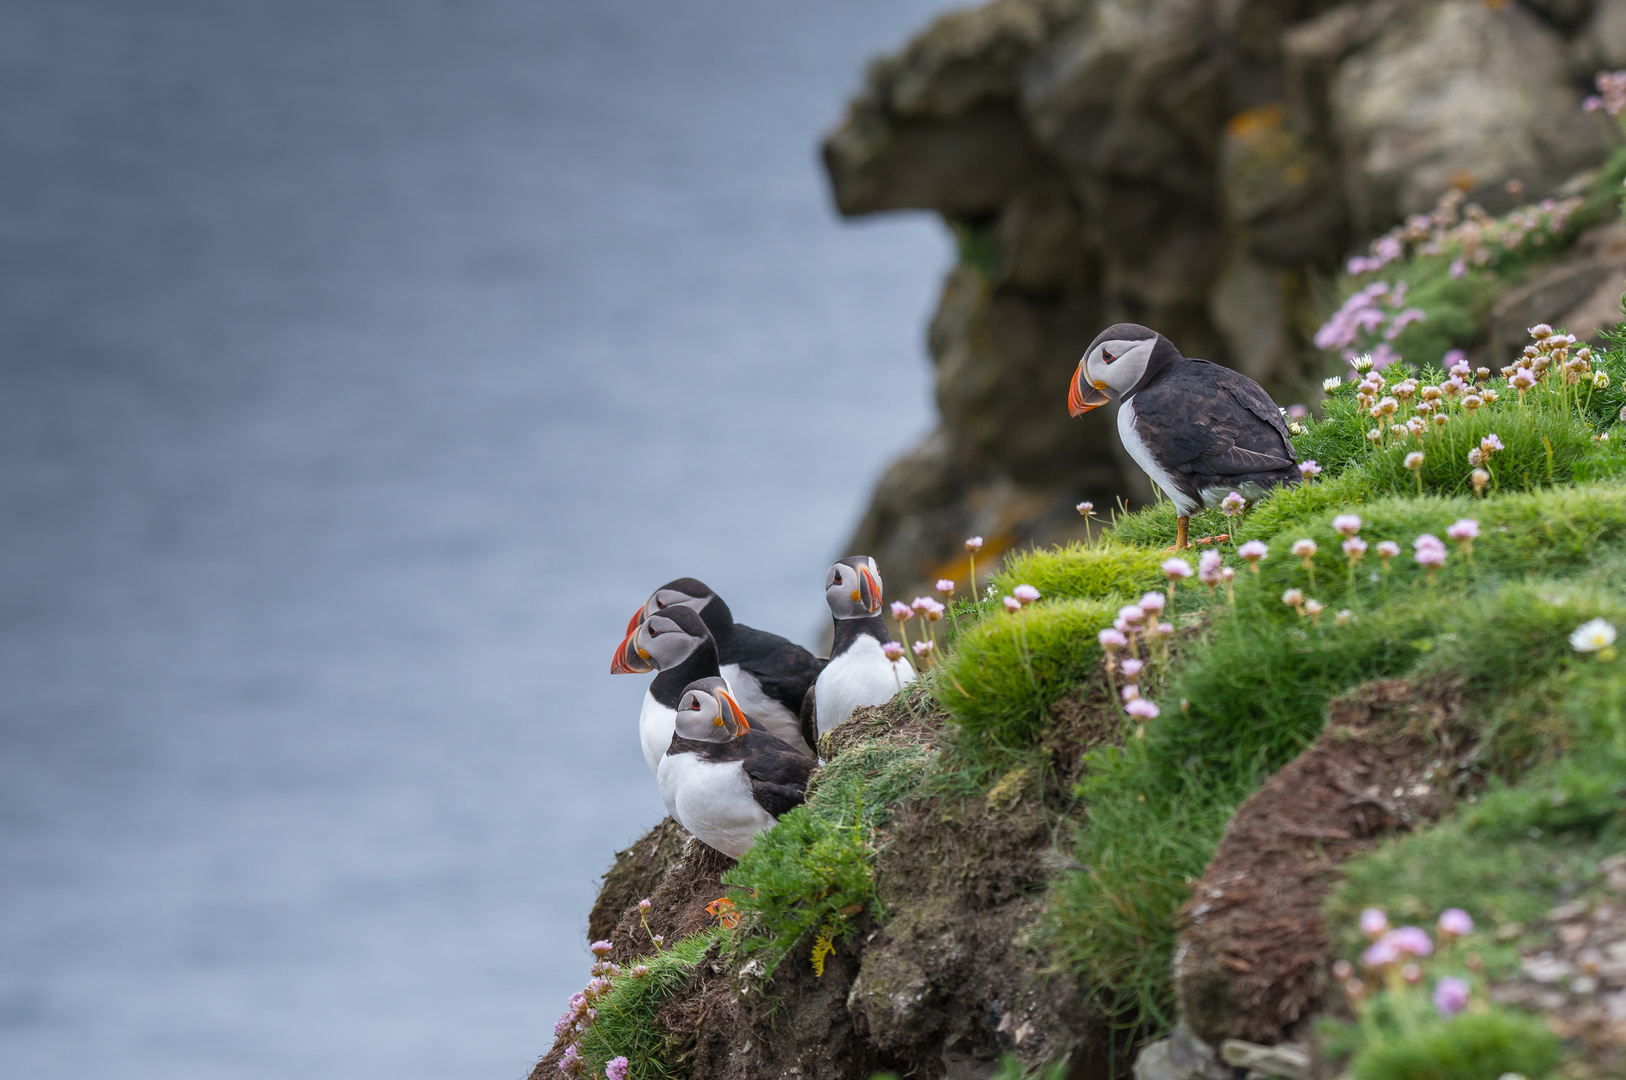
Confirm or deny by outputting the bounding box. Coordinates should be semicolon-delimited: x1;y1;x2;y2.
989;542;1165;603
1342;1006;1562;1080
934;596;1120;748
722;804;876;974
575;931;718;1080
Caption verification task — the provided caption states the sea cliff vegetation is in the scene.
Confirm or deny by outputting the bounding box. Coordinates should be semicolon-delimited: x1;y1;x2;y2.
541;192;1626;1079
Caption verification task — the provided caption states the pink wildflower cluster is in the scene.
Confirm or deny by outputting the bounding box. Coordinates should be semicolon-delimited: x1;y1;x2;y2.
557;939;644;1077
1197;549;1235;602
1341;185;1580;290
1313;281;1423;366
1584;69;1626;117
1503;323;1594;400
1339;906;1478;1021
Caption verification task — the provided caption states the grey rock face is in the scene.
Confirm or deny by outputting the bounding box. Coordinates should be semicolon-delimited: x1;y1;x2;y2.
1131;1024;1232;1080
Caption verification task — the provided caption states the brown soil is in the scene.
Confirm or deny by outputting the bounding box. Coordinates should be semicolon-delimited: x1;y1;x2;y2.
1174;676;1481;1046
588;819;693;943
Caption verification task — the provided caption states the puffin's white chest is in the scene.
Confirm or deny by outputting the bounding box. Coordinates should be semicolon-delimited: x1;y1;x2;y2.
656;752;775;859
815;634;913;737
720;663;811;755
638;691;676;775
1119;397;1199;515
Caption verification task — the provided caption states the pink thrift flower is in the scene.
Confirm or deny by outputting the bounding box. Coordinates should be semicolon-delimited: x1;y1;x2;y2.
1402;963;1422;984
1158;621;1173;635
1386;926;1434;957
1449;258;1466;279
912;639;936;656
1138;592;1167;615
1076;501;1094;516
1298;460;1322;481
1433;976;1470;1018
1118;604;1146;625
1376;540;1401;560
1163;558;1193;580
1013;584;1040;605
590;940;614;957
1238;540;1268;564
935;578;955;597
1414;534;1447;568
1480;433;1504;454
606;1057;630;1080
1126;698;1160;720
1220;490;1246;517
1446;519;1479;542
1438;908;1474;938
1121;684;1141;703
1342;536;1368;559
1361;940;1399;969
911;595;931;612
964;536;984;553
1333;514;1362;537
1291;539;1317;559
1098;628;1128;651
1003;596;1022;613
1120;658;1144;681
1360;908;1389;938
890;601;913;622
881;641;904;662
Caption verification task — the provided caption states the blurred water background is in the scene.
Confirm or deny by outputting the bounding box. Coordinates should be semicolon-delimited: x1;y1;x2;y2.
0;2;950;1076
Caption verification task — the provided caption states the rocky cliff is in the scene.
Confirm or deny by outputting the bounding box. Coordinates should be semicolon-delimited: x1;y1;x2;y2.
832;0;1624;603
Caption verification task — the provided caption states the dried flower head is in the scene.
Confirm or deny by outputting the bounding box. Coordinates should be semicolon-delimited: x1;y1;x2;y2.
1405;451;1425;471
1467;447;1483;467
1334;609;1354;626
1471;468;1490;492
1281;588;1304;608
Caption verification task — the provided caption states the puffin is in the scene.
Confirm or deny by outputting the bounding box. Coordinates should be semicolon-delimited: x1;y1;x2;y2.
1068;323;1298;549
657;676;814;859
802;556;914;745
625;578;820;756
609;606;725;775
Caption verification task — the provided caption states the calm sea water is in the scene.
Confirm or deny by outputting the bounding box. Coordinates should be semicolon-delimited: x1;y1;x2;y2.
0;3;950;1076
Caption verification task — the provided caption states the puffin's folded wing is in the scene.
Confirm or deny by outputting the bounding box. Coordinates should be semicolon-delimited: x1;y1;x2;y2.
743;741;814;818
1218;372;1296;445
1182;440;1295;476
748;778;809;819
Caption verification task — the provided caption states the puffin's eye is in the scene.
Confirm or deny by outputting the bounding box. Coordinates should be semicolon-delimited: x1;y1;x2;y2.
1102;349;1116;364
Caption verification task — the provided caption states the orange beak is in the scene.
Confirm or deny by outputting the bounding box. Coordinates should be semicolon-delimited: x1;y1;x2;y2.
625;604;648;638
717;688;750;735
857;564;882;614
609;630;653;674
1069;365;1110;416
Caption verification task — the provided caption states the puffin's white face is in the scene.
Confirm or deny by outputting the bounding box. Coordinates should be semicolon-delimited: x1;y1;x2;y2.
1083;336;1156;401
825;557;883;620
673;683;747;742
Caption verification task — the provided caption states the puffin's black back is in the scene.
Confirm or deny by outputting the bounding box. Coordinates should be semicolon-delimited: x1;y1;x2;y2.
663;578;821;717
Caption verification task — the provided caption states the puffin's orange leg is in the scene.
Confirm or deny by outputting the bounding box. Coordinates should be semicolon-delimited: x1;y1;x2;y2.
1172;515;1189;551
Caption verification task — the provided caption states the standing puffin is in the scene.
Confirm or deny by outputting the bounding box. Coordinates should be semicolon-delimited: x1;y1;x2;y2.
609;606;725;775
625;579;820;756
658;677;814;859
802;556;913;746
1068;323;1298;549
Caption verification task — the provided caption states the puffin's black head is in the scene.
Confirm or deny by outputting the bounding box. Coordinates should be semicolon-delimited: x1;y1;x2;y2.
1069;323;1182;415
673;676;749;742
824;556;883;620
623;577;730;638
610;605;715;674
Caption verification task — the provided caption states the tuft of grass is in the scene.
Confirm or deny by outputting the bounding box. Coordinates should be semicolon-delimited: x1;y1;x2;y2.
933;597;1119;748
1343;1006;1562;1080
723;806;875;974
990;542;1165;603
575;931;718;1080
806;738;938;831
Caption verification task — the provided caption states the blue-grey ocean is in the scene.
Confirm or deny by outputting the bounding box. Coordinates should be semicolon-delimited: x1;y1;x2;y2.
0;3;950;1076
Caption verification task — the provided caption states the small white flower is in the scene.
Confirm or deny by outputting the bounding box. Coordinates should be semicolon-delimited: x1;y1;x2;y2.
1322;376;1342;393
1570;618;1617;653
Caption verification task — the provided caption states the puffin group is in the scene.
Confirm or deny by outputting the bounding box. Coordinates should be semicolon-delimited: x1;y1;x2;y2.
610;558;914;859
605;322;1295;859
